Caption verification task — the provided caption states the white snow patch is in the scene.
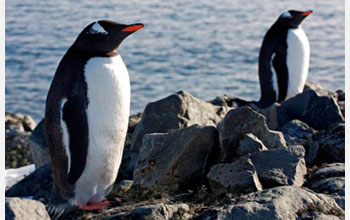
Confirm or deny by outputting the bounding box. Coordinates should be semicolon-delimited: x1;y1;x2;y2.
5;164;35;189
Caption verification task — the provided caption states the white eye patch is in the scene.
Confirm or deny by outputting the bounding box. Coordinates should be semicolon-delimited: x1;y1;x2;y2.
281;11;292;18
88;22;108;35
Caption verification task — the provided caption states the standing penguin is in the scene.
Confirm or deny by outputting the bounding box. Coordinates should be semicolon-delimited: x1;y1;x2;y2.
45;20;143;218
257;10;312;108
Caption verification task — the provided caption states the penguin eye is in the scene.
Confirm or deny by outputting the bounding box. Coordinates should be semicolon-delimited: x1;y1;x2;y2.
87;22;108;35
281;11;293;19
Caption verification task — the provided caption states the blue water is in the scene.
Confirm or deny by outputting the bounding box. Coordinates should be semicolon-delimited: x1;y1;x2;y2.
5;0;344;122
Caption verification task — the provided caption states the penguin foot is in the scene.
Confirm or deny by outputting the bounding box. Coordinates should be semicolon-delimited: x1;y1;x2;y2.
47;202;76;220
81;200;110;211
113;197;122;203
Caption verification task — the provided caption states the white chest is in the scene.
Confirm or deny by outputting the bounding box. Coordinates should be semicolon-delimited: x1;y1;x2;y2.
84;55;130;133
285;28;310;99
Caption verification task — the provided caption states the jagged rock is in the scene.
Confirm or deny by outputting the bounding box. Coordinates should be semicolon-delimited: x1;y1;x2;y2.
207;157;262;195
5;113;35;169
128;112;143;133
237;133;267;156
279;120;314;145
208;95;256;109
306;163;345;209
117;145;136;181
336;90;345;101
260;88;344;130
278;120;318;167
258;103;281;130
5;197;50;220
111;203;191;220
131;91;230;153
209;95;237;108
134;125;218;189
5;131;33;169
334;196;345;210
307;177;345;197
305;123;344;167
215;186;344;220
247;145;307;187
5;112;37;132
29;119;50;168
306;163;345;196
311;123;345;165
303;81;336;97
311;213;343;220
278;90;344;130
311;163;345;179
117;113;144;180
6;163;53;203
217;107;286;162
305;142;320;168
338;101;345;117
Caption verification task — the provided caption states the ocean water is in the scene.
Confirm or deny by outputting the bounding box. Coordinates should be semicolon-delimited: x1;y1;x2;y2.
5;0;344;121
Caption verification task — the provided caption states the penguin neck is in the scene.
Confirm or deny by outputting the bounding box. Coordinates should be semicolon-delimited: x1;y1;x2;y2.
272;20;302;31
271;22;289;31
68;46;119;58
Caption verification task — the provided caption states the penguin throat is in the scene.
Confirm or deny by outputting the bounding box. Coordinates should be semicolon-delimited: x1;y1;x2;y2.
70;47;119;58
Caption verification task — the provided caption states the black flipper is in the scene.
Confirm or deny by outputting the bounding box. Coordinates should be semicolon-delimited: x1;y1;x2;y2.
272;45;289;102
62;96;89;184
258;40;278;107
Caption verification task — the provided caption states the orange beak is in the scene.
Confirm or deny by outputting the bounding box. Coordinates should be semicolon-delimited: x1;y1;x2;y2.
302;10;313;16
121;24;144;32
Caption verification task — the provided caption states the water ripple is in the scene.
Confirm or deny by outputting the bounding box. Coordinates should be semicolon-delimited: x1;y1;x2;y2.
5;0;344;121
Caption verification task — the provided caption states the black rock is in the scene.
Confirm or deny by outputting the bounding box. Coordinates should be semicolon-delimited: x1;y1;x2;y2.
279;120;314;145
303;81;336;97
133;125;218;190
278;90;344;130
237;133;268;157
110;203;191;220
131;91;230;153
335;90;345;101
306;163;345;197
217;107;286;162
246;145;307;188
207;157;262;196
29;119;51;168
310;123;345;165
214;186;344;220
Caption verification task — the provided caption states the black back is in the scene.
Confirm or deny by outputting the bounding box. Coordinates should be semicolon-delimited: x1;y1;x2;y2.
258;22;289;108
45;48;92;187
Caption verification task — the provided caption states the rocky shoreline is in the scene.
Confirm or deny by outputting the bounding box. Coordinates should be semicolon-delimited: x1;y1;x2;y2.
5;81;345;220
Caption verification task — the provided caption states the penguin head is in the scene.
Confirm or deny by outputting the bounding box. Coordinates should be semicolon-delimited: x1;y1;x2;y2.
277;10;313;28
72;20;144;55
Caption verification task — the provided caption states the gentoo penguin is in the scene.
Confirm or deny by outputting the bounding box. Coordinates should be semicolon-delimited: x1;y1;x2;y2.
257;10;312;108
45;20;143;218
